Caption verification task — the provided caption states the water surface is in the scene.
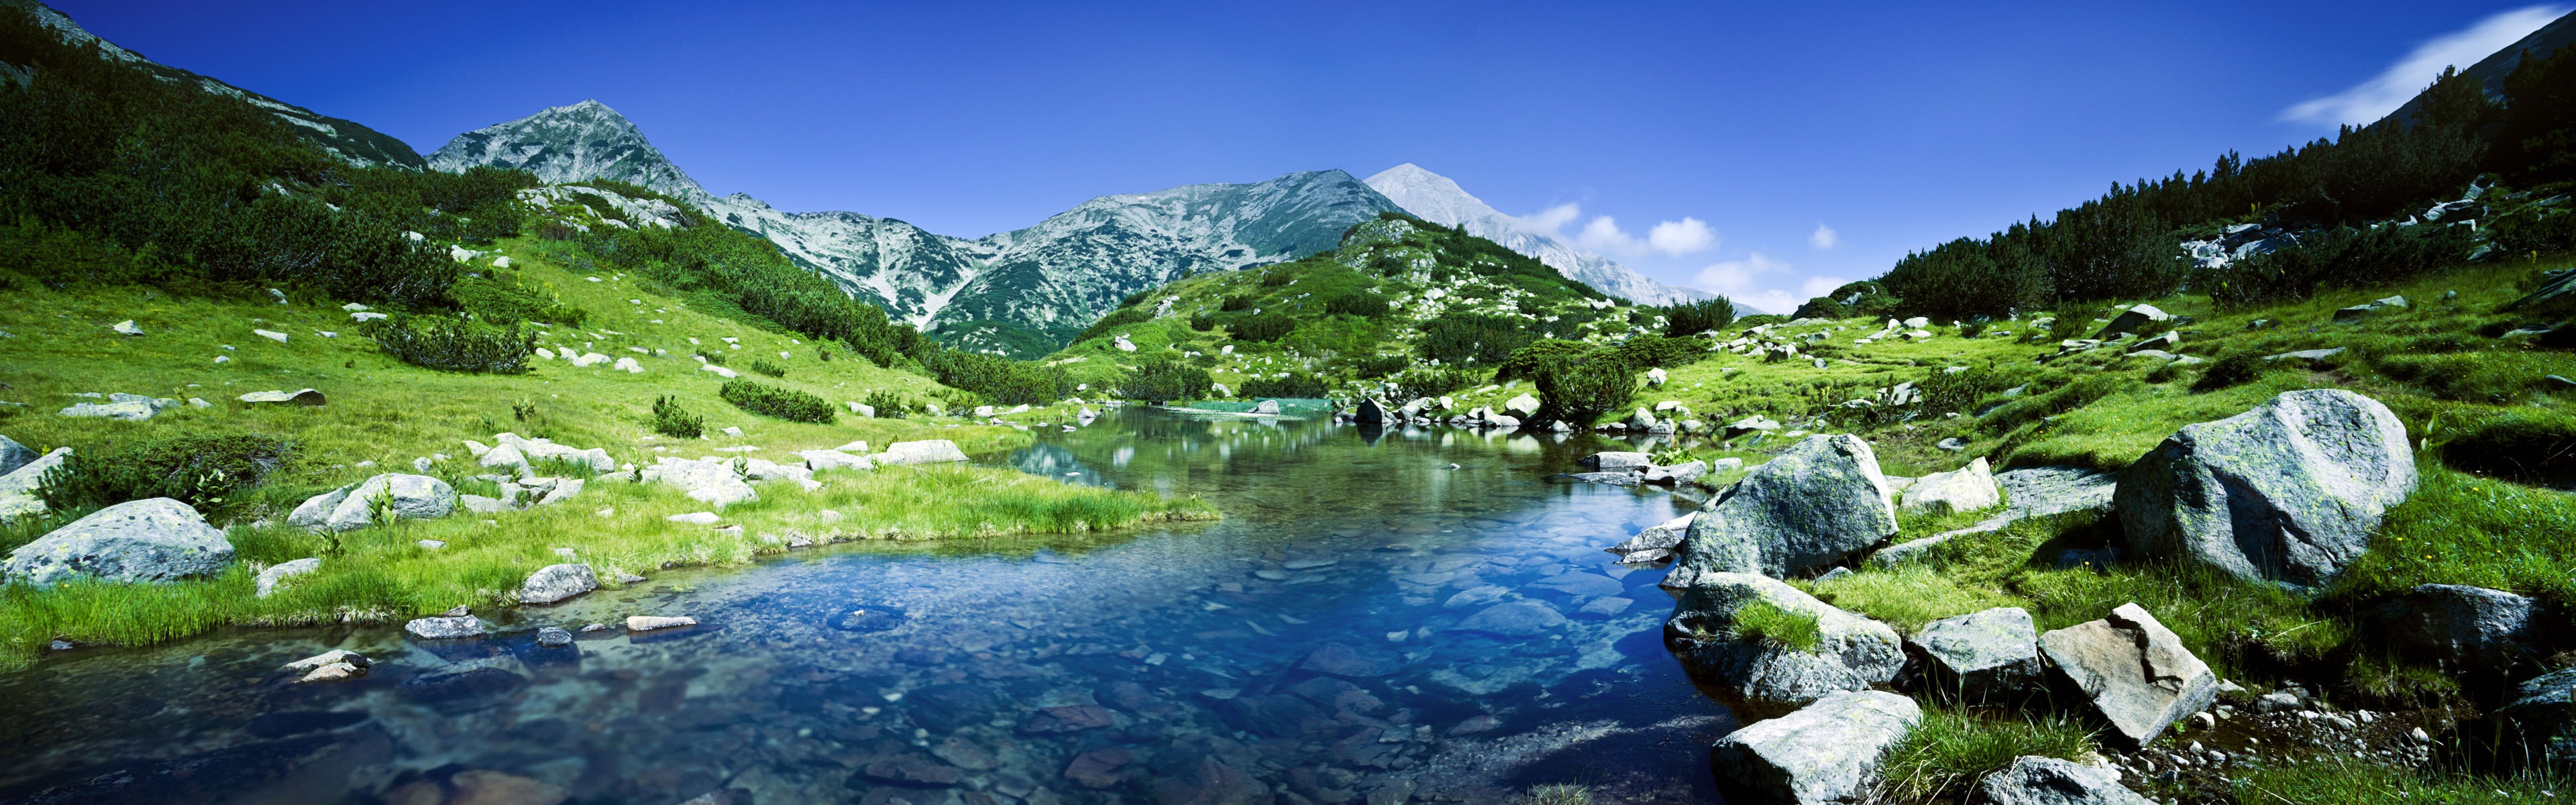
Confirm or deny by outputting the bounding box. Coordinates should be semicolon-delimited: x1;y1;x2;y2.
0;408;1731;804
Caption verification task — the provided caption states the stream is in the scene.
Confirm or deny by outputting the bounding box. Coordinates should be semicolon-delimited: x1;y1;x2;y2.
0;407;1734;804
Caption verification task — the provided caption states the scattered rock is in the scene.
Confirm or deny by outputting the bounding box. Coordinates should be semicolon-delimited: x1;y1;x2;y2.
237;388;327;406
1976;755;2152;805
1902;457;1999;515
1576;451;1652;471
1664;573;1905;708
1301;643;1405;677
518;564;598;604
2261;347;2345;364
2116;390;2414;586
2373;584;2540;676
288;474;458;532
404;612;485;640
1249;398;1283;415
1664;434;1898;585
627;614;696;631
1707;690;1921;805
1503;394;1540;417
2094;304;2169;339
253;329;288;343
2500;667;2576;766
0;446;70;520
873;439;969;466
254;557;321;598
0;435;32;478
3;498;234;586
1909;606;2041;702
797;449;873;472
1606;513;1695;563
536;627;573;648
111;319;142;335
667;511;722;525
2332;295;2408;322
2038;602;2218;748
1454;601;1566;637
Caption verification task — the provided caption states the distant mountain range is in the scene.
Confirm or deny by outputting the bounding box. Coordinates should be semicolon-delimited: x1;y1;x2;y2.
1363;164;1709;307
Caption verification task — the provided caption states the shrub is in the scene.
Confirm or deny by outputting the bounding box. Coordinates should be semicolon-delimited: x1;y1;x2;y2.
697;351;727;366
1663;297;1738;337
369;314;538;374
1605;333;1707;371
1188;312;1216;331
34;434;294;521
1260;270;1293;287
2205;223;2477;308
1494;339;1596;382
718;379;835;423
1729;600;1821;651
1389;367;1473;402
1220;294;1255;312
863;390;908;419
1324;292;1390;318
1118;359;1212;405
649;395;702;438
1228;313;1297;342
1344;354;1409;379
1075;307;1153;343
1417;312;1534;366
1533;357;1637;425
747;358;786;378
920;351;1071;406
1240;372;1329;398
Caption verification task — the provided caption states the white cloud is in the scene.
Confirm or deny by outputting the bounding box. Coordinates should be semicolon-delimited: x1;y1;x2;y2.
1810;223;1838;250
2281;5;2568;126
1688;252;1843;314
1519;202;1581;235
1562;213;1717;257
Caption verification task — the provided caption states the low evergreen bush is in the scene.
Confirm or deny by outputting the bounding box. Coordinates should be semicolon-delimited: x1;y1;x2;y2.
718;379;835;423
747;358;787;378
649;395;702;438
369;314;538;374
1118;359;1211;405
34;434;294;521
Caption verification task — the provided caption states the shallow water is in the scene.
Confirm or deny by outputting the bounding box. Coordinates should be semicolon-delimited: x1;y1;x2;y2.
0;409;1733;804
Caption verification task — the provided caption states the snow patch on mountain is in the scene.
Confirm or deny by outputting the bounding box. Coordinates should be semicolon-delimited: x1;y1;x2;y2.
1364;163;1708;306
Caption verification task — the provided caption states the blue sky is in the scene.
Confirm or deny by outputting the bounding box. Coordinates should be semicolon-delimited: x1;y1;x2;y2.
52;1;2568;312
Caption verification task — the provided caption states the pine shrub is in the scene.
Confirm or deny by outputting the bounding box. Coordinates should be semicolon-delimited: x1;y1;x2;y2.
649;395;702;438
34;434;294;521
1118;359;1212;405
370;314;538;374
747;358;786;378
718;380;835;423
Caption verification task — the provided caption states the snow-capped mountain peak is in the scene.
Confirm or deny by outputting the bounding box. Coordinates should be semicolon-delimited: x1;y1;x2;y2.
1362;164;1709;307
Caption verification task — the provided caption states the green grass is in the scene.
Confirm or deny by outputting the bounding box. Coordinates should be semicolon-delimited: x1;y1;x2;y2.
1521;784;1593;805
1877;706;2099;804
1802;565;2021;633
2227;761;2564;804
1731;599;1823;651
0;464;1214;670
2331;465;2576;602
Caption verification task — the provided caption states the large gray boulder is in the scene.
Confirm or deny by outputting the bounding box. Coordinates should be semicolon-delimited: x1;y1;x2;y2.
2373;584;2542;676
1577;451;1652;471
289;474;458;532
643;457;759;508
1901;457;2000;515
2037;603;2218;749
0;435;36;478
0;446;70;521
2093;304;2168;339
1909;606;2041;702
1870;466;2117;568
1975;756;2151;805
874;439;969;466
1664;435;1898;586
2115;389;2414;586
1606;513;1696;564
237;388;326;407
2500;667;2576;767
483;433;613;474
1707;690;1921;805
519;564;598;604
1354;397;1391;425
798;449;874;472
1664;572;1905;709
3;498;235;586
254;557;321;598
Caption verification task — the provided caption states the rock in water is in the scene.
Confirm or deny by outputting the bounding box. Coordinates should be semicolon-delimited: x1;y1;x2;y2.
254;557;321;598
1354;396;1391;425
519;564;598;604
2115;389;2414;586
0;435;36;478
1707;690;1920;805
1976;756;2153;805
536;627;574;648
1664;573;1904;709
2037;602;2218;749
1908;606;2041;702
873;439;969;466
627;615;697;631
1453;602;1566;637
1299;643;1403;678
405;614;485;639
3;498;235;586
2373;584;2540;676
1664;434;1898;585
1606;513;1696;564
1902;456;1999;515
1248;398;1282;415
0;446;69;520
1576;451;1652;471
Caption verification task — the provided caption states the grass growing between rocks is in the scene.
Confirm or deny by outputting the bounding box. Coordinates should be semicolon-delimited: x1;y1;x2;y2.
2225;760;2565;804
0;464;1214;671
1877;706;2100;804
1729;599;1823;651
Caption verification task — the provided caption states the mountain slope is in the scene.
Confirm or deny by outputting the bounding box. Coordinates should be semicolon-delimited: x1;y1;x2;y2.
2385;7;2576;127
0;0;422;169
1364;163;1708;306
427;102;1403;355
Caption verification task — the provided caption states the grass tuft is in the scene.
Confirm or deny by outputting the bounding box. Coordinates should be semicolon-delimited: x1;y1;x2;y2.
1731;599;1822;651
1877;706;2098;804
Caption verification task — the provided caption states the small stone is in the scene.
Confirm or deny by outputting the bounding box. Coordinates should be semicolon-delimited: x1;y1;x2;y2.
536;627;573;648
111;320;142;335
627;614;696;631
417;539;446;549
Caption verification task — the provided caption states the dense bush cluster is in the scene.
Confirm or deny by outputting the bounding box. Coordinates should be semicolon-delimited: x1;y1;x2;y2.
369;314;539;374
1387;367;1473;402
919;350;1071;406
649;395;702;438
1239;372;1328;398
1662;297;1737;337
1228;313;1296;342
35;434;294;521
1415;312;1534;366
451;272;586;327
718;379;835;423
1118;359;1212;405
1532;356;1638;425
747;358;787;378
1075;307;1153;343
1323;292;1390;318
2205;223;2479;308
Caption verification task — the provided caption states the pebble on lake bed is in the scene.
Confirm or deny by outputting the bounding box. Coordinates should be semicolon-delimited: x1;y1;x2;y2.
627;615;696;631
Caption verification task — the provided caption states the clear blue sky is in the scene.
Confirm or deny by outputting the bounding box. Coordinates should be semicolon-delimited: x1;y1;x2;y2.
51;0;2567;311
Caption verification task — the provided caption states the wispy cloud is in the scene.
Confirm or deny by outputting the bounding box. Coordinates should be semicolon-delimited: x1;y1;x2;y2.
1810;223;1838;250
1690;252;1845;315
2281;5;2567;127
1532;210;1717;258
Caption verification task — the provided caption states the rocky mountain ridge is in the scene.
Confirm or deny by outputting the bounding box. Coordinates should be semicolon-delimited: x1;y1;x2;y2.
1363;163;1710;307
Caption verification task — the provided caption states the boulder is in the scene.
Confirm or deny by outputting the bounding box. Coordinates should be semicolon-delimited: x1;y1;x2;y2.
798;449;874;472
1902;457;2000;515
2500;667;2576;767
1975;756;2151;805
404;613;485;640
1576;451;1652;471
1453;601;1566;637
1249;399;1283;415
112;319;142;335
237;388;326;407
2332;295;2408;323
3;498;235;586
1707;690;1921;805
2037;603;2218;748
690;480;758;508
1606;513;1696;564
537;627;574;648
1664;573;1905;708
0;435;33;478
1503;394;1540;417
59;400;162;421
1641;460;1708;486
489;433;614;474
519;564;598;604
1355;397;1392;425
0;446;70;520
875;439;969;466
1724;415;1783;439
2262;347;2345;365
254;557;321;598
1909;607;2041;702
2115;389;2414;586
2373;584;2541;676
2093;304;2168;339
627;614;696;631
290;474;457;532
1664;435;1898;586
